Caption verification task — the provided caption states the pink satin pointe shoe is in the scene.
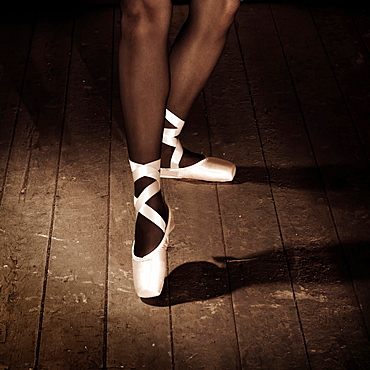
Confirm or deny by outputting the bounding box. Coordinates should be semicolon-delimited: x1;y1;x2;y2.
160;109;236;182
130;159;175;298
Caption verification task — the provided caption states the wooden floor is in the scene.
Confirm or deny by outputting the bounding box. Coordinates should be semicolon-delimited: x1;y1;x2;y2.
1;2;370;369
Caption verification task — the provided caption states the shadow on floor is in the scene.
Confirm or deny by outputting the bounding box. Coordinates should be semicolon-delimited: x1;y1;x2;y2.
231;165;370;192
142;241;370;306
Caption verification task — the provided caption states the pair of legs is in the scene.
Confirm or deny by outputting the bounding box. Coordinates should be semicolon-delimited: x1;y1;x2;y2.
119;0;239;259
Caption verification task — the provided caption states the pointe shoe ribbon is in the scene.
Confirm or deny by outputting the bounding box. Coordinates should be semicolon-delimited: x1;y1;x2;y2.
160;109;236;182
162;109;185;169
130;159;175;298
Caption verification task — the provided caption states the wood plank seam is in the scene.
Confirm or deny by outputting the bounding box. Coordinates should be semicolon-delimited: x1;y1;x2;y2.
307;4;370;341
233;14;312;368
203;75;243;368
33;17;76;370
308;6;370;167
103;7;116;370
270;3;370;343
0;19;37;207
213;166;243;369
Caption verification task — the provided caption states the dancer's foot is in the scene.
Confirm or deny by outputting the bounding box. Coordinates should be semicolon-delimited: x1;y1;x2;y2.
130;159;175;298
160;109;236;182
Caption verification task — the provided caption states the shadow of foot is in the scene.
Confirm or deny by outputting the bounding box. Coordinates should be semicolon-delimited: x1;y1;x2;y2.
142;241;370;307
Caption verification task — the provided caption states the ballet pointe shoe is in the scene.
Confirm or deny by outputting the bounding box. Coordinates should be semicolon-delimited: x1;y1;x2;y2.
130;159;175;298
160;109;236;182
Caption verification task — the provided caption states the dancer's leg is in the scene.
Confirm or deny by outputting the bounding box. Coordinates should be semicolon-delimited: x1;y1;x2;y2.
119;0;172;257
162;0;240;168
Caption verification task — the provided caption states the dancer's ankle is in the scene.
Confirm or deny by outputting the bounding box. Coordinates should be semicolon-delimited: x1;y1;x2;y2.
161;142;204;168
161;109;205;169
134;191;168;257
161;142;174;168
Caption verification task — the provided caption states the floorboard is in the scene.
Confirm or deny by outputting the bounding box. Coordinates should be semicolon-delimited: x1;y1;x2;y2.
205;17;309;368
271;3;369;367
0;15;35;203
272;0;370;338
37;8;112;369
0;11;72;368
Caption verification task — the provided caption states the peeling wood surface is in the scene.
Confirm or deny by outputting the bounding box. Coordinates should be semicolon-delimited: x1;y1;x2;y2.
1;3;370;369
